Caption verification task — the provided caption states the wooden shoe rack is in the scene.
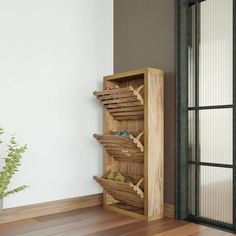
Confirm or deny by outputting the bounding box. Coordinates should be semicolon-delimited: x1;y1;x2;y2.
93;132;144;162
92;68;164;221
93;85;144;120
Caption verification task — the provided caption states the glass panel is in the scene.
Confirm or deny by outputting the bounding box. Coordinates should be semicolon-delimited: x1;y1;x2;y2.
188;5;196;108
188;164;195;215
199;109;232;164
200;166;233;224
188;111;195;161
199;0;233;106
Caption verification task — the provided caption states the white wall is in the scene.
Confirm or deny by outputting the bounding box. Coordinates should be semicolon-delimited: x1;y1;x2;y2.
0;0;113;208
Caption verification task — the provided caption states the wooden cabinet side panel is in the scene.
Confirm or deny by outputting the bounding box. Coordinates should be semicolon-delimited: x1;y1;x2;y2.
145;70;164;218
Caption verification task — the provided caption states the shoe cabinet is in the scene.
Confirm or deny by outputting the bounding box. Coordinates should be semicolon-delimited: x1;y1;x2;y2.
93;67;164;221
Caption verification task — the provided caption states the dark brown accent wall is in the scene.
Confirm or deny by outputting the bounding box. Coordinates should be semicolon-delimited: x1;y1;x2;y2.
114;0;176;205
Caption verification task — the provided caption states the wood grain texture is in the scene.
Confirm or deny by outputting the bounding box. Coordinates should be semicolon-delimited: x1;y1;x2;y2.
0;190;174;224
93;133;144;162
102;73;144;212
145;68;164;219
0;193;102;224
190;227;233;236
93;177;144;208
96;67;164;221
0;206;233;236
152;223;206;236
94;85;144;120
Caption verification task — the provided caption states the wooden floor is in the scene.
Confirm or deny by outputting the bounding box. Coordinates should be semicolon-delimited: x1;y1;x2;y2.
0;206;235;236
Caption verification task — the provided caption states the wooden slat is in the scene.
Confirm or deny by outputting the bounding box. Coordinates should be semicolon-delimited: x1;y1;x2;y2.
113;156;144;163
102;143;140;149
108;151;143;157
94;87;131;96
103;143;137;148
93;84;144;122
97;140;135;146
94;177;135;193
109;106;144;113
108;154;143;159
101;143;135;148
101;96;138;105
93;133;144;162
103;146;140;151
111;111;144;117
105;147;141;153
99;140;133;145
93;177;144;208
108;149;143;155
98;91;134;100
108;191;144;208
115;116;143;120
97;138;133;143
94;134;131;141
98;138;133;143
105;101;143;109
107;153;142;158
95;137;134;144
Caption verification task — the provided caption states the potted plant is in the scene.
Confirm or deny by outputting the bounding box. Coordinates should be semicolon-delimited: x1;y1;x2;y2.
0;128;28;213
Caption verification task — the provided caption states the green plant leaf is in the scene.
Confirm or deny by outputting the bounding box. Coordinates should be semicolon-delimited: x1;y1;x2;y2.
1;185;29;199
0;128;4;135
0;132;28;199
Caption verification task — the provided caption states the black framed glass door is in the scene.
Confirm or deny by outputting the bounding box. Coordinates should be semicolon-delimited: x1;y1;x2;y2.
176;0;236;231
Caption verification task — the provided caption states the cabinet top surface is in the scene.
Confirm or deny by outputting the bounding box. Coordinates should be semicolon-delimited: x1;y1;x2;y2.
104;67;164;81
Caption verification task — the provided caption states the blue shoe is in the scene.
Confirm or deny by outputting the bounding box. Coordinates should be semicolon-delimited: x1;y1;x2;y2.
121;131;130;137
116;130;123;136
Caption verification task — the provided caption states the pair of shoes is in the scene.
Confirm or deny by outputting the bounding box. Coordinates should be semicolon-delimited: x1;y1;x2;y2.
115;130;130;137
104;85;119;90
105;171;126;183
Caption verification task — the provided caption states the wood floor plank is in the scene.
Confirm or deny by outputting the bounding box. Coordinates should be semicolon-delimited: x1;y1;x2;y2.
0;219;39;231
15;210;135;236
0;205;233;236
49;217;137;236
0;206;105;235
86;218;187;236
153;223;206;236
0;215;79;236
121;220;188;236
34;206;103;222
189;227;230;236
83;218;173;236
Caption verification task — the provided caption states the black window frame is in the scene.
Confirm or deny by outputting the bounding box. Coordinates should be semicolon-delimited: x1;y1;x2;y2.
176;0;236;232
